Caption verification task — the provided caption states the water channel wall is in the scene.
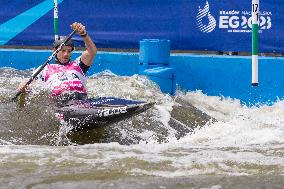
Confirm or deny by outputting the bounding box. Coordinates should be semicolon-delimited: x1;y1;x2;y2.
0;49;283;105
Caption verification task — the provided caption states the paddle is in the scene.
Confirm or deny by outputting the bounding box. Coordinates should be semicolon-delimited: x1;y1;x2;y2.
11;30;76;101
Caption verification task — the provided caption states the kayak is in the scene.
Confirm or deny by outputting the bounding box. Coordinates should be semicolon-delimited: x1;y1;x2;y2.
55;97;155;131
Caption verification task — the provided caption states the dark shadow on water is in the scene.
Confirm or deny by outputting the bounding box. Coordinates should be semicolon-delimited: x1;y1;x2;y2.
169;97;216;139
0;93;62;145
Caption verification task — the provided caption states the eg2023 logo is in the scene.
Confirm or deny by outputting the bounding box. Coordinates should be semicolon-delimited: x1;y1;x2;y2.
196;0;272;33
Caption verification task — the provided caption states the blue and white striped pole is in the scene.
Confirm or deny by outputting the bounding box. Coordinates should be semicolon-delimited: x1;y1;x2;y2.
54;0;59;40
252;0;259;86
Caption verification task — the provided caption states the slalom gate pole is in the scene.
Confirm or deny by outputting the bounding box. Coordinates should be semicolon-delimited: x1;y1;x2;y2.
252;0;259;86
54;0;59;40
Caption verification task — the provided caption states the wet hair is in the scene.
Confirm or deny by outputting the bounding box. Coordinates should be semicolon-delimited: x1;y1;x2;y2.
53;36;74;50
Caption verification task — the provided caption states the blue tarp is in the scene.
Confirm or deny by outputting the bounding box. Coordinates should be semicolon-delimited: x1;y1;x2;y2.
0;0;282;52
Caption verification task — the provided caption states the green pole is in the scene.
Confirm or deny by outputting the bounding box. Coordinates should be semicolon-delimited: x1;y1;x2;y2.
252;0;259;86
54;0;59;40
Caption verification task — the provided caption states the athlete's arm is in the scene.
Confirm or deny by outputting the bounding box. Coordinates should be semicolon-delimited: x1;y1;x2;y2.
71;22;97;67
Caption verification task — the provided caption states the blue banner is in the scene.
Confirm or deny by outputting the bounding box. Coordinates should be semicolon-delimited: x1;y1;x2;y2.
0;0;282;52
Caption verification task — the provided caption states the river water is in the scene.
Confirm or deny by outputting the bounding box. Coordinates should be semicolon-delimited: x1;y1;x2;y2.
0;67;283;189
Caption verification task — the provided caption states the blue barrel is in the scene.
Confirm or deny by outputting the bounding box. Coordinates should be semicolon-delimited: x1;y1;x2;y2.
138;39;176;95
139;39;170;72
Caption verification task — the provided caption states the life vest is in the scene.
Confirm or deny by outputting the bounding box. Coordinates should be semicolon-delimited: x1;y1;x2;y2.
40;59;87;96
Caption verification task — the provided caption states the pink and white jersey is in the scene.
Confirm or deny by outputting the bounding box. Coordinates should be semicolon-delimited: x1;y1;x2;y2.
40;58;87;96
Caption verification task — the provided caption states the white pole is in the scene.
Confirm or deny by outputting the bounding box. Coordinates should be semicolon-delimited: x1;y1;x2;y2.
252;0;259;86
54;0;59;40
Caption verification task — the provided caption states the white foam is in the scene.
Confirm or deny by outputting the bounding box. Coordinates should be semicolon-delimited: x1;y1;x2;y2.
1;68;284;179
172;91;284;148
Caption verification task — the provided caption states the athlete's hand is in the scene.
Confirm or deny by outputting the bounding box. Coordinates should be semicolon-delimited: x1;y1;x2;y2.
71;22;87;37
17;83;30;93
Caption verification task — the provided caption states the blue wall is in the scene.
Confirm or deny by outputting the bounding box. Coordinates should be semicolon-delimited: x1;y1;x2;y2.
0;49;283;105
0;0;282;53
170;54;284;105
0;49;138;76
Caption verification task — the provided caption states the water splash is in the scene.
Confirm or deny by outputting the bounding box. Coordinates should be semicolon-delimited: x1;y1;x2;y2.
175;91;284;148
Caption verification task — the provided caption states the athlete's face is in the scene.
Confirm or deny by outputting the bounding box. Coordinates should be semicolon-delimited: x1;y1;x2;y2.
56;46;73;64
